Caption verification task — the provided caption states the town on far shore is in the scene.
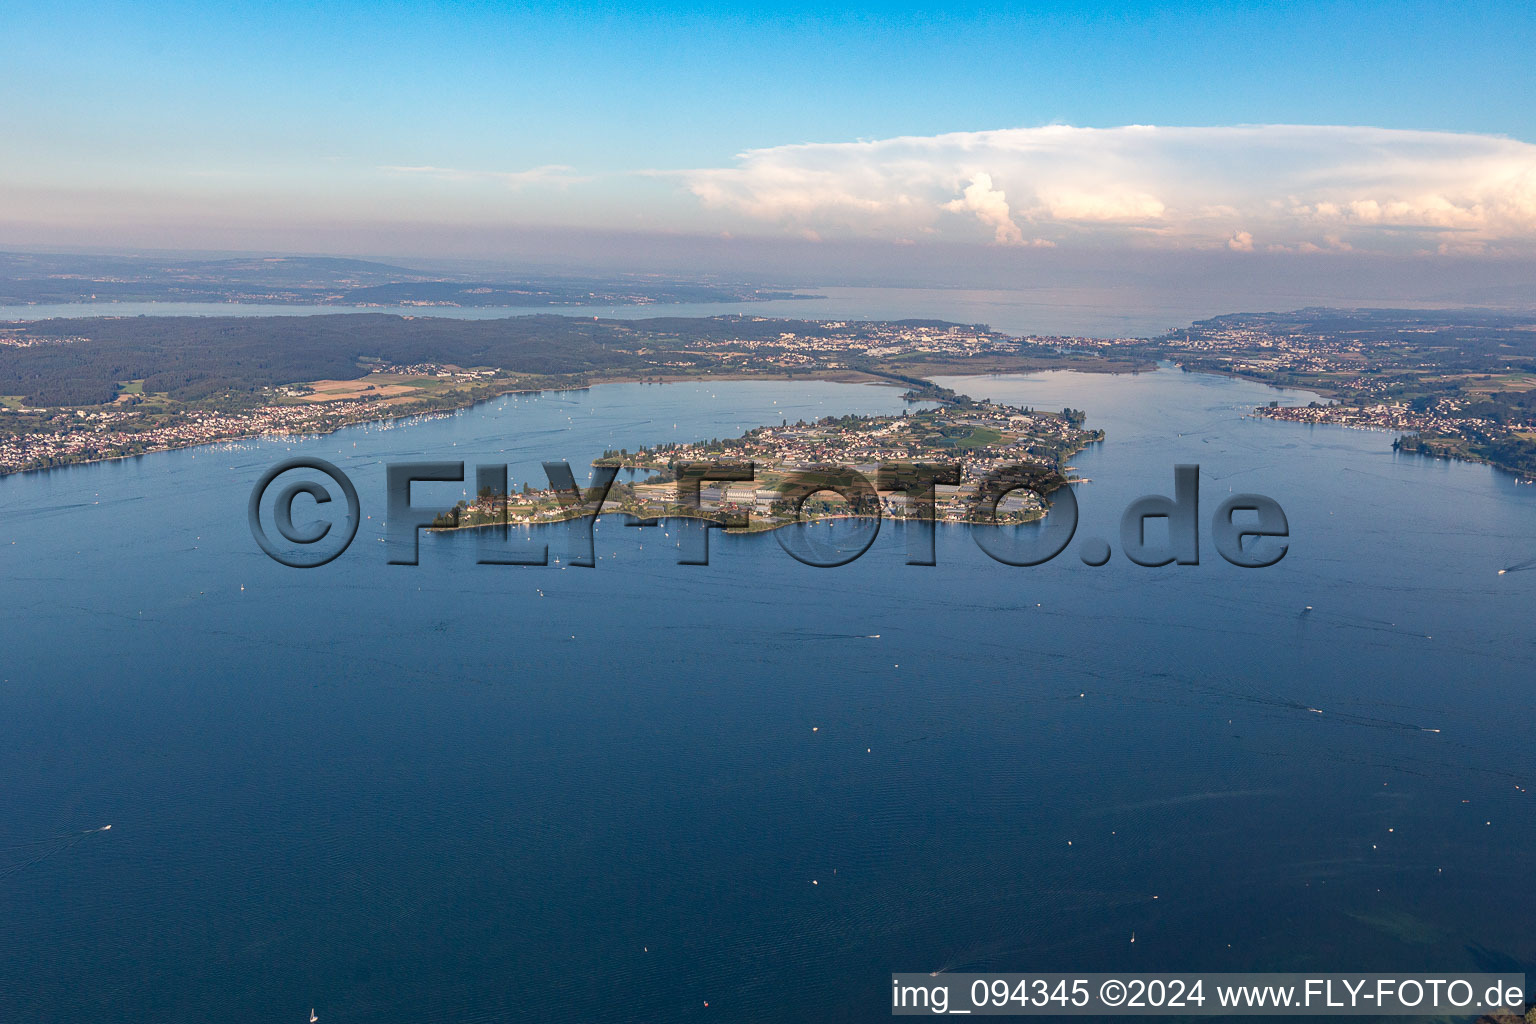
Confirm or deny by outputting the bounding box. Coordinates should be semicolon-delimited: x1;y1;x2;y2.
5;307;1536;480
0;317;1125;475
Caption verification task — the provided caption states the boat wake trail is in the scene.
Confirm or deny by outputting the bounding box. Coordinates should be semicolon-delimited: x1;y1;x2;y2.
0;825;111;879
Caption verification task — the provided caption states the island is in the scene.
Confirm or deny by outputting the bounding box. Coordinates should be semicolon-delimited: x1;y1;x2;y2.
428;391;1101;533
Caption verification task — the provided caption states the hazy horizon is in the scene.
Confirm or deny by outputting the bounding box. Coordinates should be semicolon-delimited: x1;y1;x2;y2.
6;2;1536;306
5;237;1535;318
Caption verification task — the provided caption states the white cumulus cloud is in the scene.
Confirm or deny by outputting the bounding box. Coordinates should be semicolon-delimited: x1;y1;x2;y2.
943;173;1024;245
680;125;1536;252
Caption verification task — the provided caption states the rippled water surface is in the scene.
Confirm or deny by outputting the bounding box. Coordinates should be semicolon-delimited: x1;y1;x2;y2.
1;370;1533;1023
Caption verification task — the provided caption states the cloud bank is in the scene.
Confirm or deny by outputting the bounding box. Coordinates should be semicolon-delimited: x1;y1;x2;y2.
682;125;1536;253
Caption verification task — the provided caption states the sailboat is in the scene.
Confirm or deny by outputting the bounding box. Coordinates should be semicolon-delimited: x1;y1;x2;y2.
310;1011;318;1023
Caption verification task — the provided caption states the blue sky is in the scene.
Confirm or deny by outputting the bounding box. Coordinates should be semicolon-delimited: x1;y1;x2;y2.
4;0;1536;264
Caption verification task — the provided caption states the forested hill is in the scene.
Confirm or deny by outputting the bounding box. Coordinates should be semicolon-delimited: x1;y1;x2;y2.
0;314;849;406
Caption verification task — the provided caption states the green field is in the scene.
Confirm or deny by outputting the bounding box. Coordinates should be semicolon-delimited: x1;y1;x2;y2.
926;425;1004;448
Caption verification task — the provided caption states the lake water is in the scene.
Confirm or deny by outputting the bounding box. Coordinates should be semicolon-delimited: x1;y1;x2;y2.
1;369;1533;1022
0;284;1504;338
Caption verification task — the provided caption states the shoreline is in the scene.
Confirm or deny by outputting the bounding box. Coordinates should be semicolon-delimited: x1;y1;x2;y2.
426;506;1054;539
14;357;1510;485
0;361;1127;480
0;294;827;315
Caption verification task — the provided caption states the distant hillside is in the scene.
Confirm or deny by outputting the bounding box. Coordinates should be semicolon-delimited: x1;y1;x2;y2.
0;250;814;308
